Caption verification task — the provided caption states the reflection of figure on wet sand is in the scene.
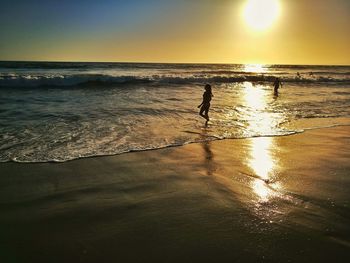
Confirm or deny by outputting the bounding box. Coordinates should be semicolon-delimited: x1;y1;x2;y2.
198;84;213;122
273;77;282;96
202;141;214;176
199;125;215;176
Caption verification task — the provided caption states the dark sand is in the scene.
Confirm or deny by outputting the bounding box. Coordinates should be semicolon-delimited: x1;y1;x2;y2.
1;126;350;262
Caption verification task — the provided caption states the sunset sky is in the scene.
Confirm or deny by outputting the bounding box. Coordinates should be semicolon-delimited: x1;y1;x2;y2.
1;0;349;65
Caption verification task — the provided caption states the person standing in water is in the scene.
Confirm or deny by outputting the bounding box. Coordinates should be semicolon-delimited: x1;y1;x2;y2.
198;84;213;121
273;77;282;95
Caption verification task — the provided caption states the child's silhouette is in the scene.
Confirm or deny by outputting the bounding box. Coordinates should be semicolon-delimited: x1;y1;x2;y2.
273;77;282;95
198;84;213;121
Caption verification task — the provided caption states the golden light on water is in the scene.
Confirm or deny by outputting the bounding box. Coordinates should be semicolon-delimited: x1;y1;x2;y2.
253;180;270;201
241;82;281;202
243;82;276;134
249;138;273;180
243;0;281;32
250;137;280;202
243;82;265;109
244;64;265;73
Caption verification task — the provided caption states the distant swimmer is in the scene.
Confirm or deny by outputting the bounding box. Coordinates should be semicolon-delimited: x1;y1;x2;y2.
198;84;213;121
273;77;282;95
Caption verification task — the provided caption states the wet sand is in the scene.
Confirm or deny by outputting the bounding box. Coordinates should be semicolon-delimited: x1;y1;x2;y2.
1;126;350;262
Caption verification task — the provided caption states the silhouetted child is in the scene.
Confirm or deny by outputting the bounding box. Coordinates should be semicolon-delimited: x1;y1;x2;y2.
198;84;213;121
273;77;282;95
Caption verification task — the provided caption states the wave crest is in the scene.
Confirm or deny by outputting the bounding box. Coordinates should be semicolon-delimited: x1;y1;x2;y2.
1;73;349;88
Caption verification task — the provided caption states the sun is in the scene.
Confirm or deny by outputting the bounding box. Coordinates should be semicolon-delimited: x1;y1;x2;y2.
243;0;281;31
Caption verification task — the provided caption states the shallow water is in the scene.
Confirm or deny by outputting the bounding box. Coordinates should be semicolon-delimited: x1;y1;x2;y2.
1;62;350;162
1;126;350;263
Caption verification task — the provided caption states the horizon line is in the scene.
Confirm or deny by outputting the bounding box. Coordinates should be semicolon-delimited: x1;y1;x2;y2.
0;59;349;67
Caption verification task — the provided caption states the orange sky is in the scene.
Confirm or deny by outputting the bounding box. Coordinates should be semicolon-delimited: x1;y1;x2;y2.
1;0;349;64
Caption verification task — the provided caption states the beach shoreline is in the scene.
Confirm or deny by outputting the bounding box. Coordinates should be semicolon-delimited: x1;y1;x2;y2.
1;126;350;262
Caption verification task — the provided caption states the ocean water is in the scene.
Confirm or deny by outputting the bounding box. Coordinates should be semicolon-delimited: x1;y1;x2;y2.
1;62;350;163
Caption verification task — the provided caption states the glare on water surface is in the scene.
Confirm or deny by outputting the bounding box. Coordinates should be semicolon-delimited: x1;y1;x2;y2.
249;138;274;180
242;82;278;135
244;64;266;73
241;82;282;203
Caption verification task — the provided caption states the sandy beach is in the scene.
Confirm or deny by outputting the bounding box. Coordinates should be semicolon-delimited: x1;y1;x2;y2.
1;126;350;262
1;0;350;261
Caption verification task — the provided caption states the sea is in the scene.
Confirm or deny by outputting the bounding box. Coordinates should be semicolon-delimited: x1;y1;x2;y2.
1;61;350;163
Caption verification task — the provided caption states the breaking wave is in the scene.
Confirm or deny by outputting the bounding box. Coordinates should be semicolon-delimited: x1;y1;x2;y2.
1;73;349;88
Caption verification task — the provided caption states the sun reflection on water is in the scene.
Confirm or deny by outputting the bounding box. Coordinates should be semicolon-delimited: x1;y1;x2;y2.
250;137;278;202
242;82;281;203
249;137;274;180
244;82;265;110
244;64;266;73
243;82;277;135
253;180;270;202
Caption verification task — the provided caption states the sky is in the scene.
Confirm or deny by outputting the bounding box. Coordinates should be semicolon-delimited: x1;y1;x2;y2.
0;0;349;65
